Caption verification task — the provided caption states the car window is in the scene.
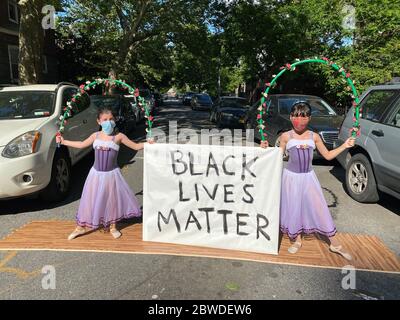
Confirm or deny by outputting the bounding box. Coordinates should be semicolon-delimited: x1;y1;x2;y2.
360;90;397;122
278;99;293;115
0;91;55;119
196;94;212;102
385;100;400;128
62;87;90;115
278;97;335;116
221;99;248;108
90;96;123;115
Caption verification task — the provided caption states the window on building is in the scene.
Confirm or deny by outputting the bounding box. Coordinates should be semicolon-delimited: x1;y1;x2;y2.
8;45;19;82
8;0;19;24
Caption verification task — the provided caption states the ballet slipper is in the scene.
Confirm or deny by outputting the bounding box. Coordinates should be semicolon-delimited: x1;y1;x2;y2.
67;227;85;240
329;245;352;261
110;228;122;239
288;241;302;254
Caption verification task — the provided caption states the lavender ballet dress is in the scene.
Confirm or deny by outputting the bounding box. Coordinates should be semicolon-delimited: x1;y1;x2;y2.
75;133;141;228
280;130;337;240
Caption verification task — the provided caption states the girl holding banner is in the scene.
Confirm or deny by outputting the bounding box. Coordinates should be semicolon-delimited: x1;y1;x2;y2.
261;101;355;260
56;106;153;240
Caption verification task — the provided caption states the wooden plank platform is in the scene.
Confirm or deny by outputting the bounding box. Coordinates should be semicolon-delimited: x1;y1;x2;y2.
0;220;399;274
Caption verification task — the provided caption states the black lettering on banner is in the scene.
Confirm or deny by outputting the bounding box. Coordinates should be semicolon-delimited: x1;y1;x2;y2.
185;211;202;231
222;155;235;176
171;150;187;175
194;183;199;201
202;184;219;200
256;214;270;240
223;184;234;203
206;152;220;177
217;210;232;234
179;181;190;202
241;153;258;181
198;207;214;233
158;209;181;233
236;213;250;236
189;152;202;175
242;184;255;204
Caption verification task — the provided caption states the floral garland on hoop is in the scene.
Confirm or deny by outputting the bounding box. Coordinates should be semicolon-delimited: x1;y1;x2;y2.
258;57;362;142
57;78;154;140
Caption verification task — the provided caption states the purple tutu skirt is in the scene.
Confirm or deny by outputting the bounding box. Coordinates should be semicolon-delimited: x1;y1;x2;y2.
280;168;337;240
76;167;142;228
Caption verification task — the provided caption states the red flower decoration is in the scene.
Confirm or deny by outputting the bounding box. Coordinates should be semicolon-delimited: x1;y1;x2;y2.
134;88;139;97
266;83;271;87
352;101;357;107
79;84;85;90
71;98;76;102
286;63;292;70
257;114;262;119
346;73;351;78
148;116;154;121
322;57;329;62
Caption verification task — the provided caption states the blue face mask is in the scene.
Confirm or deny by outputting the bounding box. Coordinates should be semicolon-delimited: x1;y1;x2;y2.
101;120;116;135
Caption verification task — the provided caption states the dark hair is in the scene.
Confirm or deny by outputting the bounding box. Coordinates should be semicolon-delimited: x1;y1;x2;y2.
290;101;312;117
97;106;115;119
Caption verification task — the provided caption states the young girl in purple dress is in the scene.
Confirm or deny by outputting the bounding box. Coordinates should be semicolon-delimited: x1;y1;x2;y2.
56;106;152;240
261;101;355;260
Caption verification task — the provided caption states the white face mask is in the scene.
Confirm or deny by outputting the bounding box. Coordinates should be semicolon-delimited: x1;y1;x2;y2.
101;120;116;135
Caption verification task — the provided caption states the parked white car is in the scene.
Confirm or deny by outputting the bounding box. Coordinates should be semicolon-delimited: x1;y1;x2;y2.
0;83;98;202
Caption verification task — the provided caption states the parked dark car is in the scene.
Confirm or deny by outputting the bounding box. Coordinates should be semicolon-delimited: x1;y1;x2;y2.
153;92;163;109
191;93;213;111
245;94;343;150
183;92;195;106
123;95;145;123
138;88;156;114
336;83;400;203
210;96;249;128
90;95;136;134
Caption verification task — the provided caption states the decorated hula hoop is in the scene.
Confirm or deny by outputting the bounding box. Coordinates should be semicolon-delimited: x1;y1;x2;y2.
258;57;361;142
57;78;154;138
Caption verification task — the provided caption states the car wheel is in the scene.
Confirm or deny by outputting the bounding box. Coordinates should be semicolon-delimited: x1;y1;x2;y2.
345;153;379;203
40;150;71;202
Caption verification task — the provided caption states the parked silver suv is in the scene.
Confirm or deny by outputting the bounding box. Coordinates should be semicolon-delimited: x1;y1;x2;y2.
336;83;400;203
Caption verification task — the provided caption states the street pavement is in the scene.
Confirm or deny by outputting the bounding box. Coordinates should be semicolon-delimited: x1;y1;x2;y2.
0;100;399;300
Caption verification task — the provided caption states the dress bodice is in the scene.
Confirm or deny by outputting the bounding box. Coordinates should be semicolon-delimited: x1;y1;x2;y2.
92;134;120;172
285;130;315;173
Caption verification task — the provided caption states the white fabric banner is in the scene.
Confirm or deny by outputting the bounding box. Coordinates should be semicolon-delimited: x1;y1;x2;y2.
143;143;283;255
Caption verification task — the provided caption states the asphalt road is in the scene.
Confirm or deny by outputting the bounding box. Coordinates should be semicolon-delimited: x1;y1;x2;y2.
0;100;399;300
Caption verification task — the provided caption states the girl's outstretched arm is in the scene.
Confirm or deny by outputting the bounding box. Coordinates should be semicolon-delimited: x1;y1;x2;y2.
279;132;289;152
119;133;145;151
57;133;96;149
315;134;355;161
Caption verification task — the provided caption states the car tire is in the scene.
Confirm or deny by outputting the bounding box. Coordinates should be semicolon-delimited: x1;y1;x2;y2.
40;149;71;202
345;153;379;203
